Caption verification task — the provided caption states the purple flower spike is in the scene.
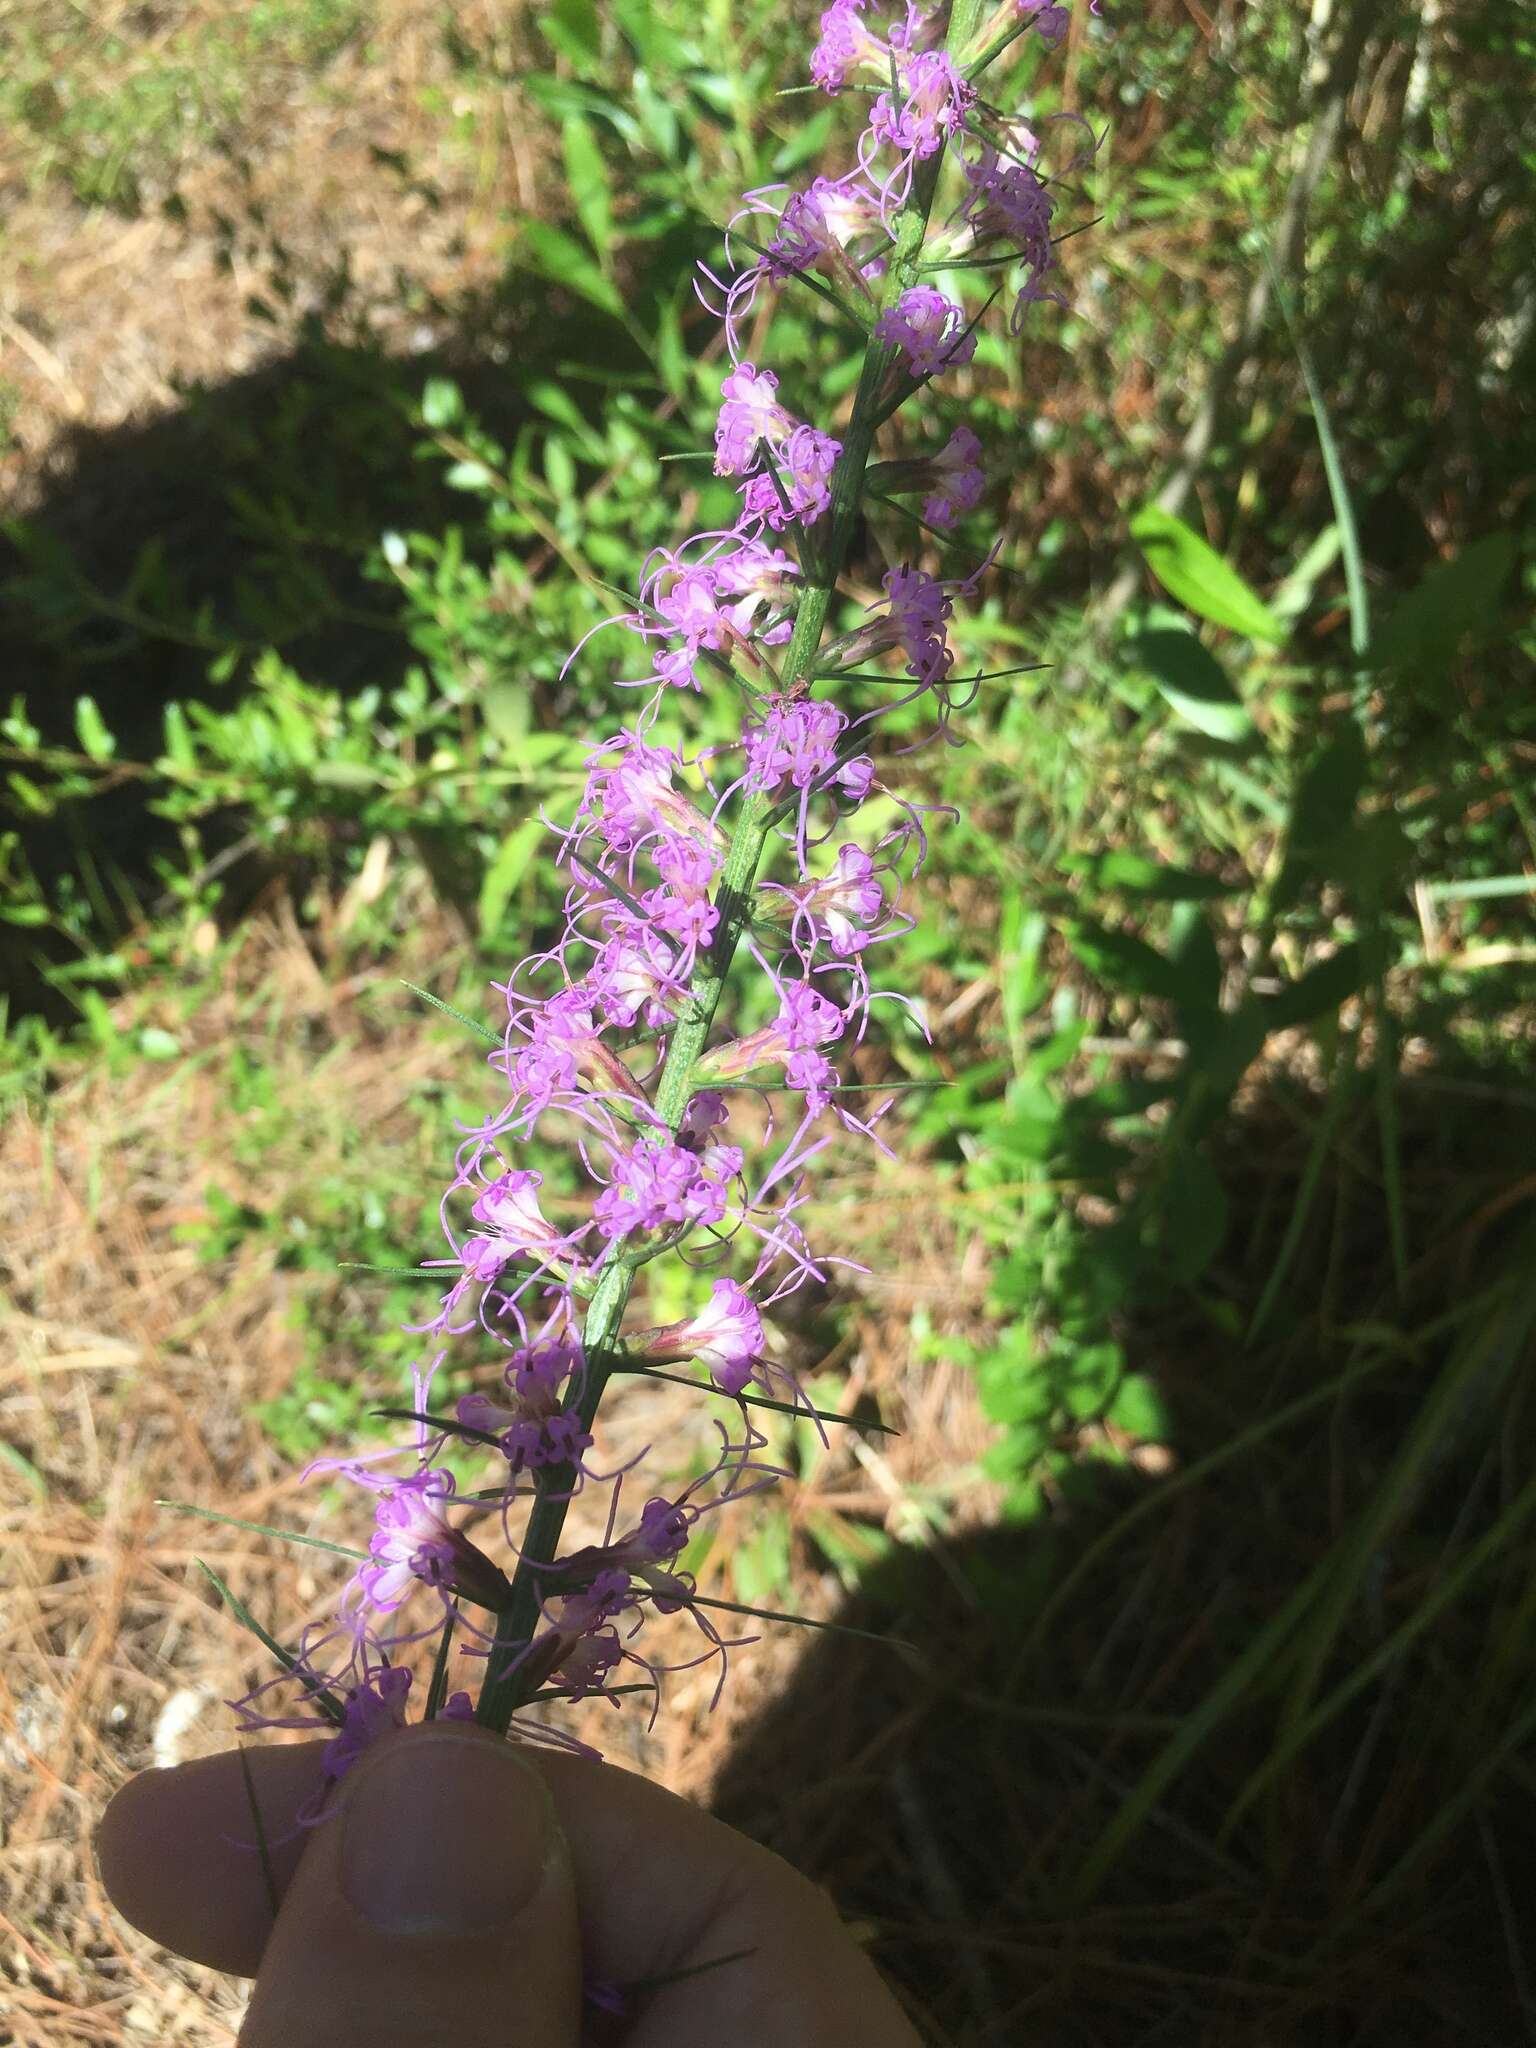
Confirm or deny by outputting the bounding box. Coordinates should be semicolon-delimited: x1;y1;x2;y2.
876;287;977;378
321;1665;413;1788
869;52;975;163
274;0;1094;1755
811;0;888;92
633;1278;767;1397
924;425;986;527
345;1469;511;1627
714;362;791;472
744;698;850;794
740;423;842;529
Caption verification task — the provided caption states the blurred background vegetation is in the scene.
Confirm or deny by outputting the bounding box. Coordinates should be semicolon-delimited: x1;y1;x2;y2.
2;0;1533;2041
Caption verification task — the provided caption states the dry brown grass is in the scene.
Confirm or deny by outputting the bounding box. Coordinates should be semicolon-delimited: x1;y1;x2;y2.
0;899;996;2041
1;0;555;510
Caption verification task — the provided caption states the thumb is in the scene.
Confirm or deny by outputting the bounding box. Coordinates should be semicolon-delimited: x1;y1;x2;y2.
240;1724;580;2048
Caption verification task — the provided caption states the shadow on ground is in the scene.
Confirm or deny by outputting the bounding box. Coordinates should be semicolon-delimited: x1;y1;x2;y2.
0;271;671;1018
712;1063;1536;2047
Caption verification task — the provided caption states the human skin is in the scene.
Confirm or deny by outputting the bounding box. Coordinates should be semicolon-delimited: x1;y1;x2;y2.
96;1721;923;2047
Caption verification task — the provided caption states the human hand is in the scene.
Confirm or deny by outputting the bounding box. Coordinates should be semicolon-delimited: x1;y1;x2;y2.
97;1722;922;2046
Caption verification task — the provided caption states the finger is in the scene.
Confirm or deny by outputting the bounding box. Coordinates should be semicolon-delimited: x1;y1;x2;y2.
95;1740;328;1975
99;1739;921;2047
535;1749;922;2048
238;1725;581;2047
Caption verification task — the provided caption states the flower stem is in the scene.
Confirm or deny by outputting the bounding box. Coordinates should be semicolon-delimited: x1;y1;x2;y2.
474;0;987;1736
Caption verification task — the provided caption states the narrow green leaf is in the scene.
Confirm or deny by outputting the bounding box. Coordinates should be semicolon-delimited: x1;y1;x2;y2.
1269;721;1369;914
372;1406;505;1449
1064;848;1240;902
1268;261;1369;656
1130;506;1285;643
0;1440;48;1502
236;1742;281;1920
195;1560;346;1724
74;695;116;761
1423;874;1536;903
611;1363;899;1434
311;760;384;790
424;1609;459;1721
520;220;624;319
160;1499;367;1562
399;980;500;1043
1277;1265;1536;1741
1225;1471;1536;1838
688;1593;913;1651
1260;944;1365;1031
338;1261;443;1277
561;115;613;261
478;817;546;939
620;1949;757;1998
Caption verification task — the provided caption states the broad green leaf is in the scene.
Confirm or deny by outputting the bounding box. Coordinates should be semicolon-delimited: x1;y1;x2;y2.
1268;720;1369;914
1107;1373;1169;1442
1154;1146;1228;1283
444;460;495;491
1063;1341;1124;1422
419;377;463;430
1261;944;1366;1031
311;760;384;790
1128;629;1255;742
1067;919;1212;1009
162;700;195;771
540;0;600;63
520;220;624;319
1130;505;1285;643
483;680;529;746
545;434;577;502
479;816;546;938
561;115;613;261
1368;533;1516;675
1065;848;1239;901
74;695;115;761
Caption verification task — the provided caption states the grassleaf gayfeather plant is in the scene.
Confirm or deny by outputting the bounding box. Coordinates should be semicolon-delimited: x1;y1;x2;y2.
225;0;1099;1816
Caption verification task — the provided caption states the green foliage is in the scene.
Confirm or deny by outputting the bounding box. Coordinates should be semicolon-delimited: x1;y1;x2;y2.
2;6;1533;2009
1;1;364;211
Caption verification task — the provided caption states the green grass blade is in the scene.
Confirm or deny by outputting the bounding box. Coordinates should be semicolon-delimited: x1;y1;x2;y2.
424;1608;458;1721
1018;1350;1399;1666
610;1363;899;1434
1276;1265;1536;1745
236;1741;280;1921
1222;1470;1536;1839
1064;1572;1323;1908
161;1500;366;1561
688;1593;913;1650
399;980;499;1043
1267;252;1369;658
195;1560;346;1725
1248;1056;1357;1343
